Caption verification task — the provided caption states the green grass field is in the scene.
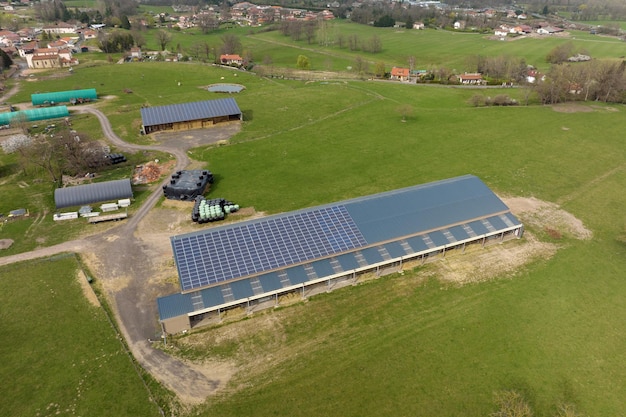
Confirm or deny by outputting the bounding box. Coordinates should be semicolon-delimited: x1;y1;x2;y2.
4;23;626;416
0;256;166;416
132;21;626;72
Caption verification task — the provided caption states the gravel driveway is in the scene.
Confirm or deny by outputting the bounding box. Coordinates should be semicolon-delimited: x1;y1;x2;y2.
1;105;242;404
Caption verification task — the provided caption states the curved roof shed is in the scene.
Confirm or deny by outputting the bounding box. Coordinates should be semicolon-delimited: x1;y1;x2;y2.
0;106;69;125
55;179;133;209
31;89;97;106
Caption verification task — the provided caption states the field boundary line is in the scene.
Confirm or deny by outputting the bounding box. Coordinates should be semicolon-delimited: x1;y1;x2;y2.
237;96;381;143
557;163;626;205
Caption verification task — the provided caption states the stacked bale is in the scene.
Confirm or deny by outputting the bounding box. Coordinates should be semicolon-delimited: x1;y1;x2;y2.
191;196;239;223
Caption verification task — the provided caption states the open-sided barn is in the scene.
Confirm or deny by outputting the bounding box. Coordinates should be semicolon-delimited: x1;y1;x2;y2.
140;97;242;134
54;178;133;209
157;175;524;334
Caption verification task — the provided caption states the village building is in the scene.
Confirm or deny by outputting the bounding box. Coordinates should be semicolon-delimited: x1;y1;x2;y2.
456;73;486;85
390;67;410;81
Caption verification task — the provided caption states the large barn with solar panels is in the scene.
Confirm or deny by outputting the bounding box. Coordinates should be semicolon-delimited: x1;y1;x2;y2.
157;175;524;333
140;97;242;134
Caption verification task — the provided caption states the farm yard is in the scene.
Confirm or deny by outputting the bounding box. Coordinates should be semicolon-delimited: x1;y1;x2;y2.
2;21;626;417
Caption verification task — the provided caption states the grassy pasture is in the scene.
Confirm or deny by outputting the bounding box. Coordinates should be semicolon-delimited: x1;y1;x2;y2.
4;25;626;416
0;256;164;416
142;21;626;71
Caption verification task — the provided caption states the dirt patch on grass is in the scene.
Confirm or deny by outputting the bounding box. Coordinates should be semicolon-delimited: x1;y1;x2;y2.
0;239;13;249
503;196;592;240
551;103;594;113
77;269;100;307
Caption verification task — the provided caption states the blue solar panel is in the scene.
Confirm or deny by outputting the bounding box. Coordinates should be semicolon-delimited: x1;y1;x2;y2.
404;236;429;253
428;231;449;247
286;265;309;285
310;259;337;278
230;280;254;299
259;273;283;292
448;225;471;241
360;247;384;264
503;212;522;226
201;287;224;307
467;220;489;235
383;241;408;258
487;215;507;230
172;205;367;291
336;253;360;271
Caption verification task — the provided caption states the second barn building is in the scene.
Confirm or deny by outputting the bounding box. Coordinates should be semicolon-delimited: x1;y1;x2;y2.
140;97;242;134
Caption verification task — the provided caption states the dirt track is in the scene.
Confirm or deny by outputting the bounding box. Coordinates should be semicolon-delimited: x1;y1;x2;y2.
0;99;241;404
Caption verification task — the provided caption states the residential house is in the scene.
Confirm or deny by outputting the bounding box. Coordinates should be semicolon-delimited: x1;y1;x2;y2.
130;47;142;59
18;40;38;58
412;21;425;29
494;27;509;37
220;54;243;66
0;30;20;47
457;73;485;85
25;47;77;69
390;67;410;81
537;26;564;35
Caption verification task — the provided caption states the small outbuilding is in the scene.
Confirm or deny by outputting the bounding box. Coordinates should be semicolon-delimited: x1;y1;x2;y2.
54;178;133;209
140;97;242;135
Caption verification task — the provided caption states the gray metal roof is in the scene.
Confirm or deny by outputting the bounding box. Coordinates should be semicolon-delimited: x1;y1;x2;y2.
140;97;241;127
158;175;523;321
54;179;133;209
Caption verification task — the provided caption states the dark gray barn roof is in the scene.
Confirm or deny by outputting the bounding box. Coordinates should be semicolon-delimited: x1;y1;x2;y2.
54;179;133;209
158;175;523;321
140;97;241;127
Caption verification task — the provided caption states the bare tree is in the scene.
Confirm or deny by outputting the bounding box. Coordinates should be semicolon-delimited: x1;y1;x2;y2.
337;33;345;49
304;21;317;44
396;104;414;122
131;30;145;48
348;34;359;51
155;29;172;51
197;13;219;34
220;34;242;55
408;56;416;71
317;20;334;46
546;42;575;64
188;42;203;60
353;55;369;77
367;35;382;53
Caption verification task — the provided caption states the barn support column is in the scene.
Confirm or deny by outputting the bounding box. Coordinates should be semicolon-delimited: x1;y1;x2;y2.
482;236;486;247
462;242;466;253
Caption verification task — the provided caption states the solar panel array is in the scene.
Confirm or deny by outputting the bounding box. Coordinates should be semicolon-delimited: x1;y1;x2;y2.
140;97;241;127
172;205;368;292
